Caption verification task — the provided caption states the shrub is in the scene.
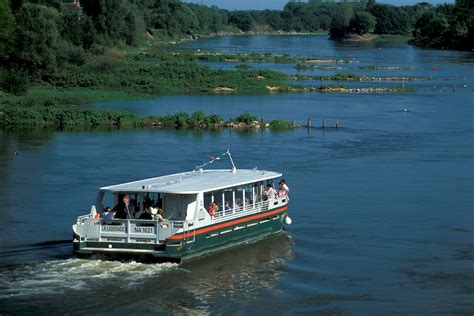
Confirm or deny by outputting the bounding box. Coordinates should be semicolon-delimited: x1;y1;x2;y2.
269;120;291;129
236;112;258;124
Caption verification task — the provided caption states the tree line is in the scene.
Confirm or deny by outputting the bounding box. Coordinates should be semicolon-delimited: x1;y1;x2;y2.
0;0;472;94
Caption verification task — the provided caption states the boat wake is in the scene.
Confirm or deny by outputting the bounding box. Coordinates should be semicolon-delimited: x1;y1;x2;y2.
0;258;178;299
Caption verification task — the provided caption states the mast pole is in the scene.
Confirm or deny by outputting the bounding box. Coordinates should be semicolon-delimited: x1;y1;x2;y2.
226;149;237;173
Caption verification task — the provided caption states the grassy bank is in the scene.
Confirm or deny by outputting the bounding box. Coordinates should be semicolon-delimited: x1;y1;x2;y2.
0;104;295;131
141;51;358;65
38;55;289;95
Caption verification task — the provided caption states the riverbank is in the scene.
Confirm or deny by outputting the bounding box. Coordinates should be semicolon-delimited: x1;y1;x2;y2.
0;34;422;132
0;104;296;131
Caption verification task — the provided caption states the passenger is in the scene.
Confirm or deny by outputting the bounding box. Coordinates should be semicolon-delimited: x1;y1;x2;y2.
263;183;276;200
102;207;115;220
208;203;215;219
280;179;289;194
114;195;131;219
277;180;288;197
139;206;153;220
153;208;168;222
212;202;219;212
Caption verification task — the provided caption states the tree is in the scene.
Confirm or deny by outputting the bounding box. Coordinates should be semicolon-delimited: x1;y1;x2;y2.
60;11;96;49
411;0;473;50
10;4;61;81
229;11;254;32
366;0;376;11
350;11;376;34
81;0;144;45
370;4;411;34
329;3;353;39
0;0;15;62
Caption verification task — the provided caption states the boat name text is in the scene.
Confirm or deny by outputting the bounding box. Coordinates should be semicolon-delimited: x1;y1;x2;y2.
102;225;125;232
133;227;154;234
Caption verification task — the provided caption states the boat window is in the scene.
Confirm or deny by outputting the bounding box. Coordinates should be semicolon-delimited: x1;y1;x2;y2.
213;190;223;210
254;182;263;203
202;180;273;217
101;192;114;210
204;191;212;210
235;186;244;209
143;192;163;209
244;183;254;208
162;193;196;220
224;189;233;211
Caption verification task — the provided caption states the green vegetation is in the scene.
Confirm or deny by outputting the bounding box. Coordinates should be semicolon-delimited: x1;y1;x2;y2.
40;56;288;95
410;0;474;50
0;0;471;95
0;104;296;131
0;0;470;97
269;120;293;129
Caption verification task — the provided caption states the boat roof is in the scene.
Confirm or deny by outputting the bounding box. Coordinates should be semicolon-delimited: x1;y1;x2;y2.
100;169;282;194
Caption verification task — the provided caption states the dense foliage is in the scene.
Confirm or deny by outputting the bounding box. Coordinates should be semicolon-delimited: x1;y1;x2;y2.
0;0;472;97
410;0;474;50
0;103;294;130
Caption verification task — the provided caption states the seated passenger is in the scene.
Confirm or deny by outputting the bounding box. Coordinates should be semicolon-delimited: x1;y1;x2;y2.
139;207;153;220
102;207;115;220
277;179;289;197
114;195;131;219
263;184;276;200
208;203;215;219
153;208;168;222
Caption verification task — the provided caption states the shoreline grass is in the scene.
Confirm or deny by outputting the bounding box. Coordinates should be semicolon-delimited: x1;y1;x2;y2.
0;105;296;131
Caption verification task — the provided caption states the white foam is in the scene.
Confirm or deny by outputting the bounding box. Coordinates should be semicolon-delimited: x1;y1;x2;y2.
0;258;178;299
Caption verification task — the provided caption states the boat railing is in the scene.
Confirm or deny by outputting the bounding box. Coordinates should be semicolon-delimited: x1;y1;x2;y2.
76;217;186;244
77;213;92;224
213;195;288;221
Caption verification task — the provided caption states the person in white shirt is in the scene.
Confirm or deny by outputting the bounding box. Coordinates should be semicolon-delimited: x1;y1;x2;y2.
278;179;289;197
263;183;276;200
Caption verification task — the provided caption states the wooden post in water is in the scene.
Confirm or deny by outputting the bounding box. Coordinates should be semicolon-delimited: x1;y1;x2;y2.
321;117;327;129
306;117;312;128
335;120;339;129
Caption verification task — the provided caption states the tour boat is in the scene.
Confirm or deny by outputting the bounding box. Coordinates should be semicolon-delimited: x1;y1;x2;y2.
72;150;291;262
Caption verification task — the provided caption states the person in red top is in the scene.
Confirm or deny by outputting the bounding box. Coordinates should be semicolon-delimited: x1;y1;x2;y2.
208;203;215;219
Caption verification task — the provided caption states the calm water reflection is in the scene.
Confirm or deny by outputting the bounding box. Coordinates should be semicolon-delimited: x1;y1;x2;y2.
1;36;473;314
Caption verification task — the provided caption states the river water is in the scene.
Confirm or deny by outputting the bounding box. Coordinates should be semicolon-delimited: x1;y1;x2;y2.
1;36;473;314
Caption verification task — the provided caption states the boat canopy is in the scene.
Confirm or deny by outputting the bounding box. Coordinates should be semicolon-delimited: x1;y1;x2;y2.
100;169;282;194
